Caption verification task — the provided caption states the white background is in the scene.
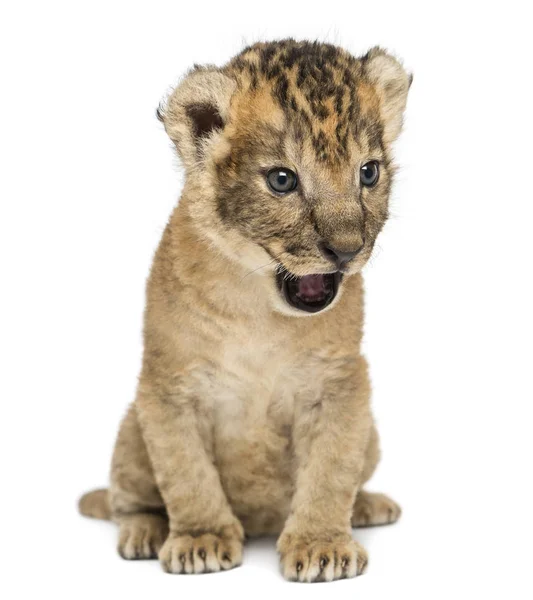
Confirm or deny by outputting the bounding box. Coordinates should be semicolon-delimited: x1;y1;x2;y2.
1;1;532;598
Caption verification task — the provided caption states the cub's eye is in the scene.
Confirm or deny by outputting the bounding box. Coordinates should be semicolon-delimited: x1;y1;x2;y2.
266;168;298;194
360;161;380;187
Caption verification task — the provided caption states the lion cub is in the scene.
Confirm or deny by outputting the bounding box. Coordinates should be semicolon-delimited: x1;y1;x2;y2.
79;40;410;582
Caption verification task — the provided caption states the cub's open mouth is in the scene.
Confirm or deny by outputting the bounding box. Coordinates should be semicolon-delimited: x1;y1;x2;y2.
276;270;342;313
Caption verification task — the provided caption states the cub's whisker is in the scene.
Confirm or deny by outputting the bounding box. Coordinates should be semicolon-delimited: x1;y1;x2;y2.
240;251;288;282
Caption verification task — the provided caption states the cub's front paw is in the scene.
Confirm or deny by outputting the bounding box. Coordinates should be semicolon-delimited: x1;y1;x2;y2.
159;523;244;574
277;533;368;582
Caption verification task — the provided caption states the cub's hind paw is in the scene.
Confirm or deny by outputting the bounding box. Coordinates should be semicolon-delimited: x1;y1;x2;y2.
118;514;168;560
352;490;401;527
159;525;243;574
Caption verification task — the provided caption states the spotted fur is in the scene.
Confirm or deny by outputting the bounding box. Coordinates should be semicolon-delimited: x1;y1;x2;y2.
228;41;388;163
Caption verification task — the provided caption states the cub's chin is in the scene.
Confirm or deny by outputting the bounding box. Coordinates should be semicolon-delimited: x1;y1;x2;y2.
275;270;343;315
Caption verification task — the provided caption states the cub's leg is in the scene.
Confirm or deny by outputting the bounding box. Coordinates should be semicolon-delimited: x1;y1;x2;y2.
352;426;402;527
135;379;244;574
277;355;372;583
109;404;168;559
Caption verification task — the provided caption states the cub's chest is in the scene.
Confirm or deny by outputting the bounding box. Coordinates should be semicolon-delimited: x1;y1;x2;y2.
191;322;322;446
210;335;299;433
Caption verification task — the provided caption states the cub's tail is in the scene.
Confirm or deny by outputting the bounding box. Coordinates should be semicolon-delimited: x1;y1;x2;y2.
78;488;111;520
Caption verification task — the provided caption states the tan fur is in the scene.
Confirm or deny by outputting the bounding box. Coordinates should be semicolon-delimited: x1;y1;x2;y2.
79;40;410;582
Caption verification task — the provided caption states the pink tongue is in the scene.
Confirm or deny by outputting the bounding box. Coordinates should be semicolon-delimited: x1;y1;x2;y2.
297;274;326;301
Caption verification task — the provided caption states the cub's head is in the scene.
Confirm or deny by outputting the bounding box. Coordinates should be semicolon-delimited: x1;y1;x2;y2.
158;40;411;315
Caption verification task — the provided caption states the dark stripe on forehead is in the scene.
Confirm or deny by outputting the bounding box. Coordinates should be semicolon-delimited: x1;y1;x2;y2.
335;88;344;116
357;117;385;152
274;74;289;105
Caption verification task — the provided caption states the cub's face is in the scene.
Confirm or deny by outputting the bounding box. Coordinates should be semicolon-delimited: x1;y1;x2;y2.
159;41;411;315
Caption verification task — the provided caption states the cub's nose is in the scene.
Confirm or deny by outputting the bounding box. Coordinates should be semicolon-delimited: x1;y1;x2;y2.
319;242;363;270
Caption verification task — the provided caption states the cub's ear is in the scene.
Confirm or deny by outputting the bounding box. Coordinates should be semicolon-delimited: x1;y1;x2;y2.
157;66;236;171
362;47;412;143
